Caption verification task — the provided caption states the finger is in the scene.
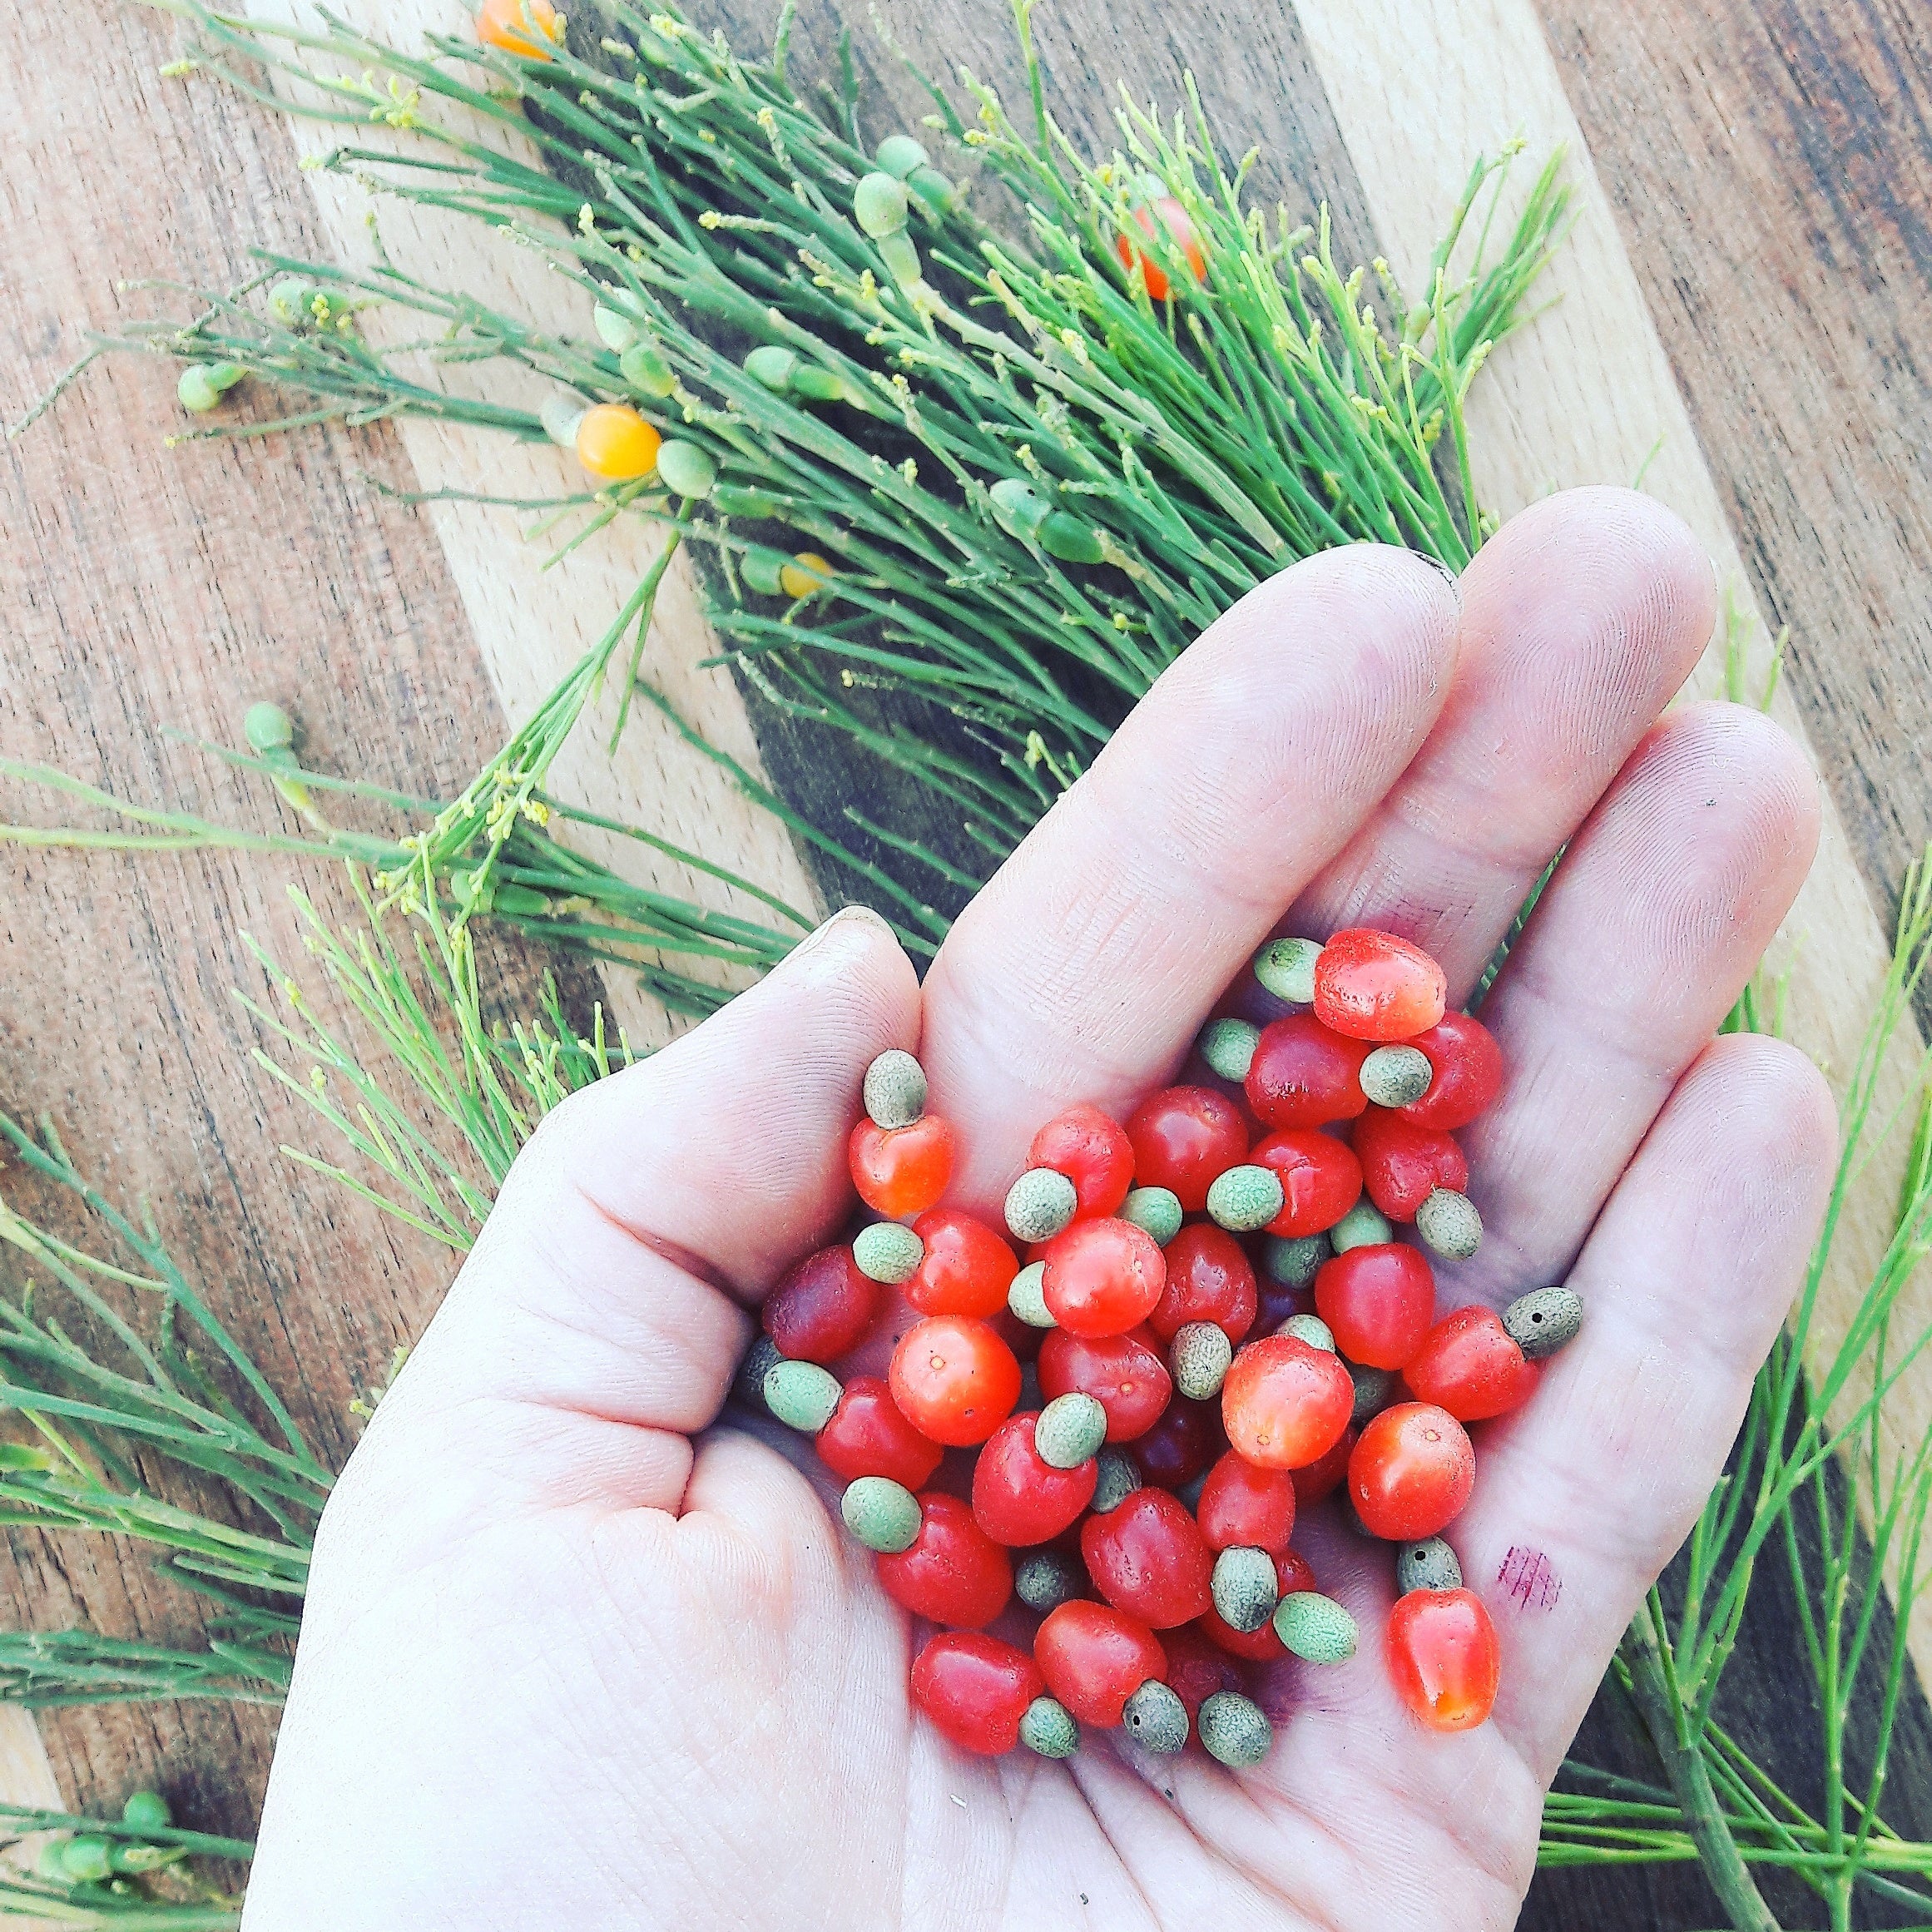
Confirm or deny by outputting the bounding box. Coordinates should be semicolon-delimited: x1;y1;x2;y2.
1289;486;1717;998
1449;701;1821;1303
923;545;1464;1205
1459;1034;1836;1779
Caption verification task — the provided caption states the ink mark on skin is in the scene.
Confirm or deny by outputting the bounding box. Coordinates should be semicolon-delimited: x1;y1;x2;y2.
1498;1544;1561;1611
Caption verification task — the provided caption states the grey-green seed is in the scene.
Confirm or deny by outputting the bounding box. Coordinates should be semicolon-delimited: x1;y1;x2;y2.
1007;1261;1054;1329
1092;1449;1141;1513
1395;1536;1464;1594
1198;1691;1273;1768
1036;1392;1107;1469
1503;1284;1585;1359
1197;1017;1261;1082
1416;1186;1484;1261
1360;1043;1434;1108
853;1221;924;1286
1019;1695;1079;1758
1120;1186;1184;1246
734;1335;784;1411
176;364;226;414
1122;1679;1189;1754
1330;1198;1395;1253
1206;1163;1285;1233
861;1048;927;1129
854;170;910;236
1279;1312;1335;1352
841;1476;921;1553
1015;1548;1086;1612
1261;1232;1330;1287
1004;1167;1078;1243
1211;1546;1280;1632
1349;1363;1396;1425
243;701;295;755
764;1360;842;1433
1171;1320;1232;1400
1273;1591;1359;1664
874;133;932;180
1253;936;1323;1005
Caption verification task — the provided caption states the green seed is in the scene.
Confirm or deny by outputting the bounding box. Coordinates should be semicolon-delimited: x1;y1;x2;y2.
878;228;924;288
841;1475;922;1553
1020;1694;1079;1757
862;1048;927;1129
121;1791;172;1833
1119;1186;1183;1246
854;1221;923;1286
764;1360;842;1432
592;301;638;351
874;133;930;179
1503;1284;1584;1359
1349;1363;1395;1424
1262;1232;1330;1287
620;339;676;396
1038;511;1105;564
1008;1261;1053;1328
1330;1198;1394;1253
176;364;224;414
655;439;717;499
733;1334;784;1411
1279;1312;1335;1352
1211;1546;1280;1632
1036;1392;1107;1469
745;343;800;391
1197;1690;1273;1768
539;392;586;447
1206;1164;1284;1233
1015;1548;1085;1612
1273;1591;1358;1663
1171;1320;1232;1399
58;1835;113;1884
1252;936;1323;1005
243;701;295;755
1360;1043;1433;1108
790;364;851;403
906;165;959;215
854;169;911;235
1092;1449;1141;1513
205;360;247;393
1395;1536;1464;1594
1415;1186;1483;1261
1004;1167;1077;1243
268;276;318;326
1122;1678;1188;1753
1197;1017;1260;1082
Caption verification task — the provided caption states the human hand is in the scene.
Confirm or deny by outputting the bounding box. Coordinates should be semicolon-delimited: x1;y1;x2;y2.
241;486;1834;1931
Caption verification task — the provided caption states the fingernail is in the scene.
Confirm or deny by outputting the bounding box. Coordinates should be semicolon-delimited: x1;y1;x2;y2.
785;901;897;966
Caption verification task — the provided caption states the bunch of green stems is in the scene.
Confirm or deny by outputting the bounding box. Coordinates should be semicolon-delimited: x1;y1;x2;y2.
0;1804;251;1926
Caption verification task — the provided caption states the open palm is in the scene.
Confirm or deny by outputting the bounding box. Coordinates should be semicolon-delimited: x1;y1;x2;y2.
242;487;1834;1932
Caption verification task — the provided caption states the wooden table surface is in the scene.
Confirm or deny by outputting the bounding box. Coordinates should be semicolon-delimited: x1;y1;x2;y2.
6;1;1932;1925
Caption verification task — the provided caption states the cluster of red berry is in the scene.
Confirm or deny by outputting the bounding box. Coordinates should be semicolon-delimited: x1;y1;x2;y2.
742;928;1583;1766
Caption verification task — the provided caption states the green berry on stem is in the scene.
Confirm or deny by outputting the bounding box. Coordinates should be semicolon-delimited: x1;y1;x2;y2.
59;1835;114;1885
539;392;587;448
790;364;852;403
1262;1232;1330;1287
854;1221;924;1286
841;1475;922;1553
268;276;317;325
854;170;910;236
874;133;930;179
1038;511;1104;564
1504;1284;1584;1358
1279;1312;1335;1352
733;1334;784;1412
1360;1043;1433;1108
176;365;225;414
1004;1167;1077;1243
1198;1691;1273;1767
1197;1017;1260;1081
1008;1261;1053;1328
1092;1449;1141;1513
1120;1186;1183;1246
1020;1694;1079;1758
764;1360;841;1432
121;1791;172;1833
1395;1536;1464;1594
1330;1199;1394;1254
906;165;958;215
1415;1186;1483;1260
243;702;295;755
1122;1679;1189;1753
1211;1546;1280;1632
1206;1164;1284;1232
1036;1392;1107;1469
1171;1320;1232;1399
1015;1548;1085;1612
1253;936;1323;1004
655;440;717;499
1349;1363;1395;1424
592;301;639;351
745;343;800;391
1273;1591;1359;1663
620;339;676;397
862;1048;927;1129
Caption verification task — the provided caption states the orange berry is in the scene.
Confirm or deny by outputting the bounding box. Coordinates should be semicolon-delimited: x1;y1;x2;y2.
1113;199;1206;301
574;403;661;482
475;0;561;59
779;552;835;597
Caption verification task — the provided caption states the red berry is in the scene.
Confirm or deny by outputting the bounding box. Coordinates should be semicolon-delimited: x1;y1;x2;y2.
1081;1488;1213;1627
875;1493;1013;1627
1160;1623;1249;1721
1197;1548;1315;1660
1124;1086;1249;1211
1131;1395;1221;1490
1037;1326;1172;1442
1313;1244;1436;1370
762;1246;878;1364
850;1114;957;1217
1196;1449;1297;1554
1034;1600;1166;1725
1147;1225;1257;1345
1040;1217;1166;1338
1349;1402;1475;1539
1404;1305;1541;1421
1385;1588;1500;1731
907;1209;1018;1319
1251;1129;1364;1237
1244;1014;1372;1128
1114;196;1206;302
1290;1424;1356;1507
1312;929;1448;1042
816;1375;945;1490
971;1412;1099;1546
1221;1333;1354;1470
1352;1108;1468;1221
911;1630;1045;1755
1400;1012;1504;1130
1028;1103;1135;1219
889;1315;1022;1447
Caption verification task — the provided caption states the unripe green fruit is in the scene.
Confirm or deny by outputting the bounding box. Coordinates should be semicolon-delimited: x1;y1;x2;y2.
1279;1312;1335;1352
1198;1690;1272;1767
655;440;717;499
877;227;923;289
1015;1548;1085;1612
206;360;246;392
243;701;295;755
1206;1163;1284;1233
841;1475;922;1553
906;165;958;215
988;476;1053;542
58;1835;114;1885
733;1334;784;1412
540;392;587;448
1273;1590;1358;1663
1007;1260;1053;1329
1092;1449;1141;1513
1349;1363;1395;1425
764;1360;842;1432
853;170;910;237
121;1791;173;1833
1122;1678;1188;1753
176;365;224;414
1330;1198;1394;1253
1262;1232;1329;1286
1038;511;1104;564
1020;1694;1078;1757
853;1221;924;1286
1416;1186;1483;1261
1504;1284;1584;1359
1197;1017;1260;1082
712;482;781;518
790;364;851;403
1119;1186;1183;1246
745;343;800;392
1036;1392;1107;1469
1395;1535;1464;1594
742;547;789;597
862;1048;927;1127
1360;1043;1433;1108
620;339;676;397
1252;935;1323;1004
593;302;639;351
268;276;318;326
1211;1546;1279;1632
1004;1167;1077;1243
874;133;930;180
1171;1320;1231;1399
